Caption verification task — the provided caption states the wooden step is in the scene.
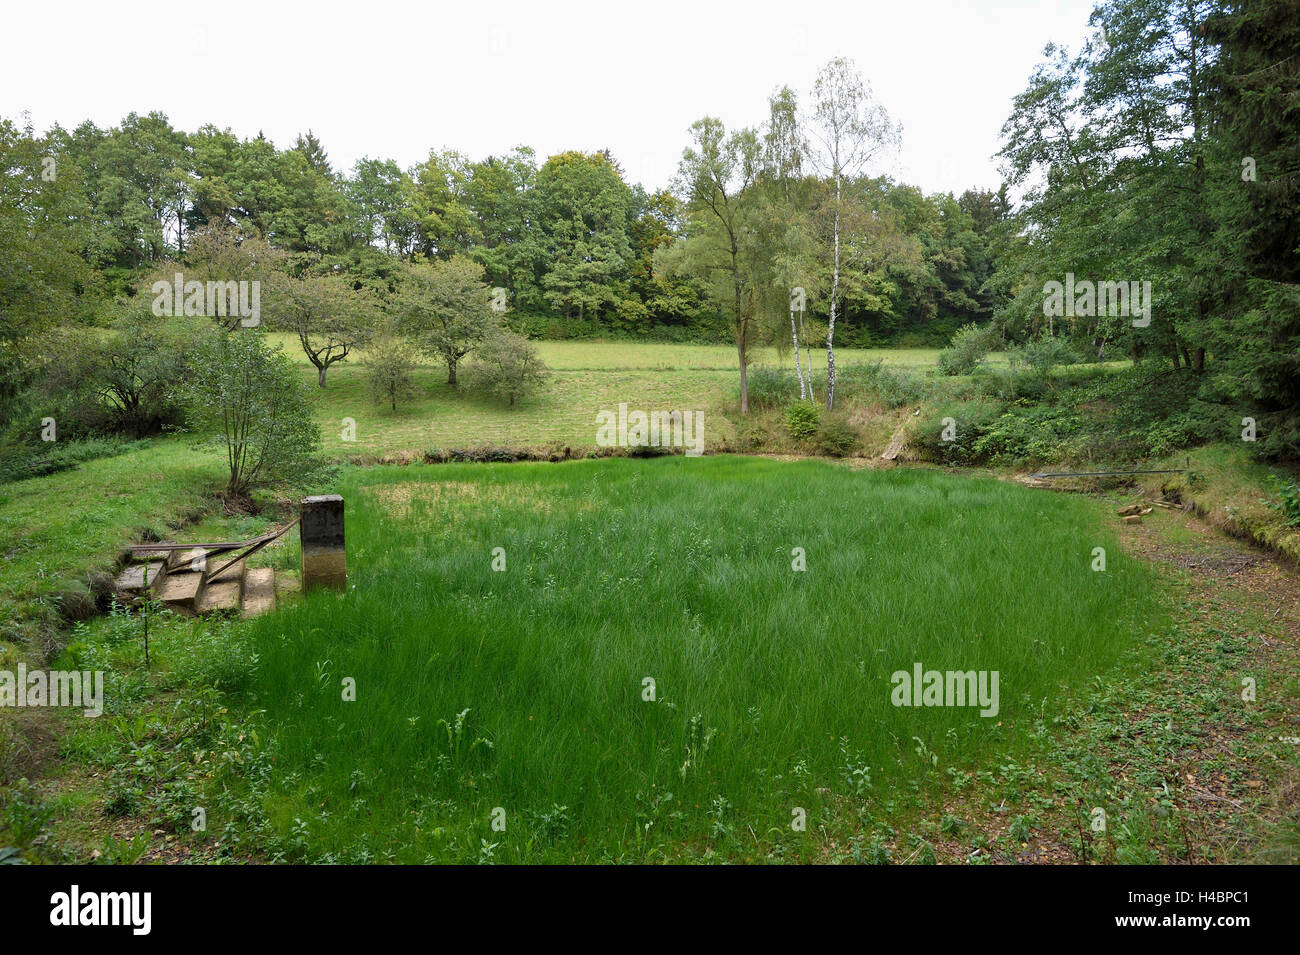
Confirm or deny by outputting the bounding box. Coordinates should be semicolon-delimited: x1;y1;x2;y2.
241;568;277;618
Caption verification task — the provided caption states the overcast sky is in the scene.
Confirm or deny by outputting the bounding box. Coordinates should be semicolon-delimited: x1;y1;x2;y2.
3;0;1099;196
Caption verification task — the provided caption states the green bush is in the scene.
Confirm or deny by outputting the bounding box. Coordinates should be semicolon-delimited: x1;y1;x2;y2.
1008;336;1082;378
743;367;801;410
972;406;1085;465
179;330;322;498
937;323;1000;376
1268;476;1300;527
837;361;926;408
815;418;859;457
911;399;1005;465
783;402;820;440
468;328;548;407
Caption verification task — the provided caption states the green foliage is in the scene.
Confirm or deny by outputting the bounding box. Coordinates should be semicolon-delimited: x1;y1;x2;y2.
839;360;926;408
393;255;498;386
814;417;859;457
1008;336;1082;378
0;779;52;849
178;329;321;497
1266;476;1300;528
364;330;421;412
0;435;148;485
468;328;548;407
783;402;820;439
268;271;377;386
912;399;1005;465
96;832;151;865
741;367;801;410
937;322;999;376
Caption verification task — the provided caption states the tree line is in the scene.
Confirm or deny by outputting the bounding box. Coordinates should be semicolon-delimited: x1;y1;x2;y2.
1;0;1295;466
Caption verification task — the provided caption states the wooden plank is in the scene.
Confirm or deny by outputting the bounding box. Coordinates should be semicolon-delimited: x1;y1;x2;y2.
880;424;908;461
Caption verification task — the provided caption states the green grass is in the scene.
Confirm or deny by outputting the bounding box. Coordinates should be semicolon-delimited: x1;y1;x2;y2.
0;440;225;632
266;333;952;456
309;361;736;454
239;455;1157;863
264;333;946;372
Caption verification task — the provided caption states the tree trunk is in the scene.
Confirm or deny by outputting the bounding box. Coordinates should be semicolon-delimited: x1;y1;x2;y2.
737;335;748;413
826;175;842;410
792;307;807;400
448;359;458;387
318;365;328;387
733;240;748;413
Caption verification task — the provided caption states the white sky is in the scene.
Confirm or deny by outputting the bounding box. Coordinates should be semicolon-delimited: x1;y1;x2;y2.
2;0;1098;196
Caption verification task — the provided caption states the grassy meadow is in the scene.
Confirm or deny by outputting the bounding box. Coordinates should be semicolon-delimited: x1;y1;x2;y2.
260;333;961;456
235;456;1156;862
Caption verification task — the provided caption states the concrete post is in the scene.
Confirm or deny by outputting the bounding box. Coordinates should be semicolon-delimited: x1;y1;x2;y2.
301;495;346;590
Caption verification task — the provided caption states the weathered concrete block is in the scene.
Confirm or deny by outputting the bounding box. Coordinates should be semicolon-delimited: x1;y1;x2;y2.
301;495;346;591
241;568;277;618
115;561;166;594
159;570;204;612
208;557;245;584
199;579;241;615
168;548;209;572
128;548;170;564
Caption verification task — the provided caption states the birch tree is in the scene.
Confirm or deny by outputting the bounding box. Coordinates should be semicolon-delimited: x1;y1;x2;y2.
807;58;899;409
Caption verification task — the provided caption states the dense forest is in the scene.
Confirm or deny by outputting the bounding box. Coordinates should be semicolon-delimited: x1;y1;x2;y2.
0;110;1006;347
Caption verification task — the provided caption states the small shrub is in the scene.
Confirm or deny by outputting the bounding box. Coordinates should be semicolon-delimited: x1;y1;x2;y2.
0;780;52;848
1267;476;1300;527
1008;336;1083;379
742;367;801;410
469;329;548;406
937;323;1000;376
178;329;322;497
815;418;859;457
838;361;926;408
911;399;1005;465
365;331;421;412
783;403;820;440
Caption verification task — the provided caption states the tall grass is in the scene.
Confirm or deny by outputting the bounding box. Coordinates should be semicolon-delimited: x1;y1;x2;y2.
242;456;1157;862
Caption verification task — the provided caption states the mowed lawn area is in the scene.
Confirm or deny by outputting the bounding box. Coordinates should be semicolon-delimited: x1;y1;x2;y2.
263;334;953;455
239;455;1156;863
